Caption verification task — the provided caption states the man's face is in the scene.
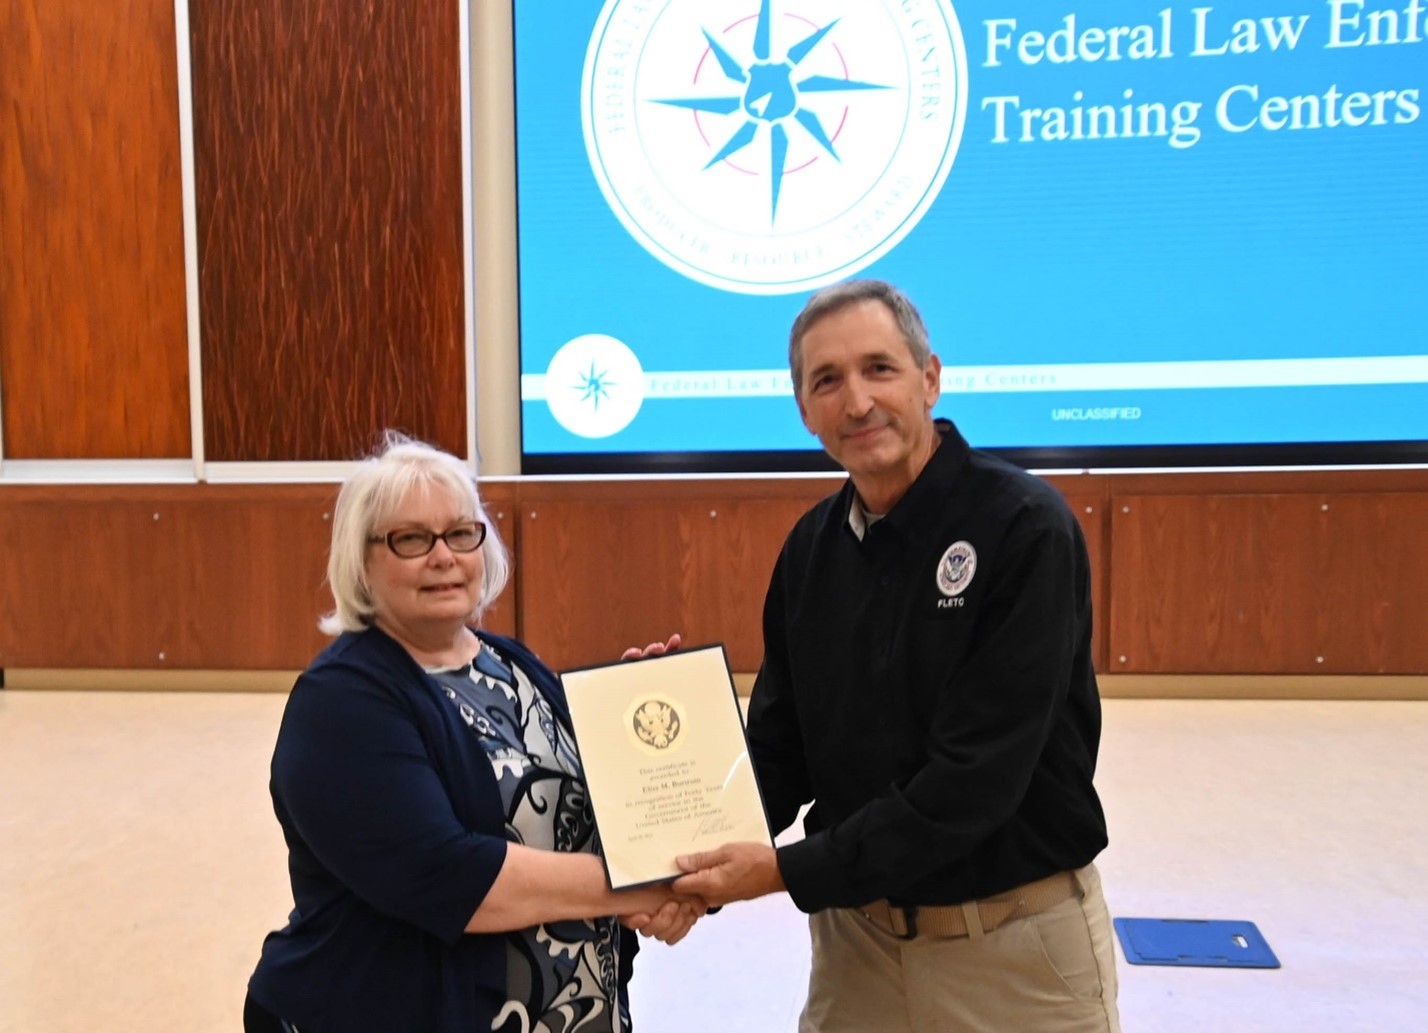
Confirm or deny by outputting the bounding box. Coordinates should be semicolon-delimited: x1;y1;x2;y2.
795;299;942;495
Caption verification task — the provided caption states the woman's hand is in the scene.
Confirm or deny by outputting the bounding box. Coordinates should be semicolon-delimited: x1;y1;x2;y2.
619;892;706;945
620;632;682;662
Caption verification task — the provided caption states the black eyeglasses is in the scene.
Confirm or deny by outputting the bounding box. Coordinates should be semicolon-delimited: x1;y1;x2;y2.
368;520;487;558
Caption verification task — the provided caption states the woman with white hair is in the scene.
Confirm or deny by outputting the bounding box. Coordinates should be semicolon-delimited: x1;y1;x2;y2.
245;433;701;1033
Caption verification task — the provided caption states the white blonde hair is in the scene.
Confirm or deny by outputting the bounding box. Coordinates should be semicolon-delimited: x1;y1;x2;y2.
319;431;510;635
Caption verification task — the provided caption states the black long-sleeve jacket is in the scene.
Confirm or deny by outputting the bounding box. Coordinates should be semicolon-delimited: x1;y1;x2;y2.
748;420;1108;912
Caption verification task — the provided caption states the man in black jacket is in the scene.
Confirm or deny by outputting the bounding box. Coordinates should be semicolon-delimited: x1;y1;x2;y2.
676;279;1120;1032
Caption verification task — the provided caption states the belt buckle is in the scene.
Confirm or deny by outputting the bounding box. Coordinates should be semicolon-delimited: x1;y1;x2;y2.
889;905;919;940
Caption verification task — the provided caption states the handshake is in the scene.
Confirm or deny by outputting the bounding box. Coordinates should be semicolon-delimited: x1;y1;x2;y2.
618;841;787;945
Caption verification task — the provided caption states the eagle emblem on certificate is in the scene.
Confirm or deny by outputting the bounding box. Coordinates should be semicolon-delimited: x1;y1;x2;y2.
632;700;682;750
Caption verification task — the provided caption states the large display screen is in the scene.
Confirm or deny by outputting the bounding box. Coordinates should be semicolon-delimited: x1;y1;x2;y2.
513;0;1428;472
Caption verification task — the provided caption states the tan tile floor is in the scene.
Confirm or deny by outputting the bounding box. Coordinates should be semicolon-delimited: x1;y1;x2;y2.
1;691;1424;1033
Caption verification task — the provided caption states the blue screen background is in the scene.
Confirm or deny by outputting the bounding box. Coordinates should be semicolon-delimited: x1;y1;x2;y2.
513;0;1428;463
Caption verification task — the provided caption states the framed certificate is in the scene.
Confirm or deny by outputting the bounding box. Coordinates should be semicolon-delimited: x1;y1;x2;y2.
559;644;773;890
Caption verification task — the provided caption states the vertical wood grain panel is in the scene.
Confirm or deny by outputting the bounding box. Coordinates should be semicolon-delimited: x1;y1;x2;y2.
0;499;173;666
159;493;335;667
0;487;337;668
477;482;518;639
518;500;710;672
189;0;465;460
679;498;814;671
1109;496;1319;673
1311;494;1428;673
516;496;809;672
0;0;190;458
1060;492;1109;675
1109;493;1428;674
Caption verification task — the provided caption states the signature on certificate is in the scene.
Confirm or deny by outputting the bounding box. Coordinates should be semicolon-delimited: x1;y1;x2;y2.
694;812;735;840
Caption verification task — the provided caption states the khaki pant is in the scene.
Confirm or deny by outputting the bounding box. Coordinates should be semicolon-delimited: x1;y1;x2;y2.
799;865;1121;1033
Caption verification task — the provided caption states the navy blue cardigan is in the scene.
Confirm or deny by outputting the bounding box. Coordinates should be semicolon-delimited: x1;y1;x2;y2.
247;626;637;1032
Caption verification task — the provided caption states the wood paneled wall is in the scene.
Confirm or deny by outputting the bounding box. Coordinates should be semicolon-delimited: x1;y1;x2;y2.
516;479;840;673
0;0;190;458
1;473;1422;677
1106;471;1428;675
475;482;519;640
0;486;333;668
188;0;466;460
515;477;1111;674
0;483;516;671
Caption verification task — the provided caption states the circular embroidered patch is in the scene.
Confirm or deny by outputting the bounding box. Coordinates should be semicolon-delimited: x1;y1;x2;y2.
935;540;977;597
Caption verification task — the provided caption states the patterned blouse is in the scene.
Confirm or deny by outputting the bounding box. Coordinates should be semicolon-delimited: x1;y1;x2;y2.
429;642;625;1033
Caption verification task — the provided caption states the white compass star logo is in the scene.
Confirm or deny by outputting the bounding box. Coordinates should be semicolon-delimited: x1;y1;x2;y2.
575;362;617;411
545;335;645;439
650;0;891;223
583;0;968;294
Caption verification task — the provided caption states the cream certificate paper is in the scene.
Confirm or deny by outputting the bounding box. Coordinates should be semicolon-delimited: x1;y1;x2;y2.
559;645;772;890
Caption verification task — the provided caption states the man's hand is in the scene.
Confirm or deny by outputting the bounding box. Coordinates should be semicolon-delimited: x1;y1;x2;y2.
620;632;683;662
673;842;785;906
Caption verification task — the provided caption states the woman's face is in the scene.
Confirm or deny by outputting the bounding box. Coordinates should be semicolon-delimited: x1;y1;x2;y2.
365;483;485;644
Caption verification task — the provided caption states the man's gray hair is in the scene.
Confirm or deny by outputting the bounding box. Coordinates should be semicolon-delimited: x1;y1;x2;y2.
319;431;510;636
788;279;932;396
